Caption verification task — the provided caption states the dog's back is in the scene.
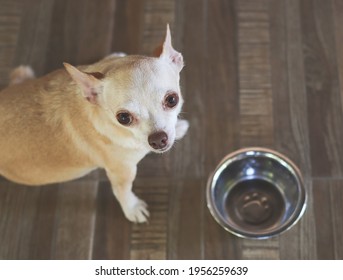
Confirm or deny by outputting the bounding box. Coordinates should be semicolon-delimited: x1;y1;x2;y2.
0;69;97;185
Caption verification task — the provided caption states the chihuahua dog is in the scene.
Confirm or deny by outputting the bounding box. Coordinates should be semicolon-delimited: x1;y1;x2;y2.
0;25;189;223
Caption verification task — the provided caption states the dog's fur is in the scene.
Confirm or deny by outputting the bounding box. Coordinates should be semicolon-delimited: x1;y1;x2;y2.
0;26;189;223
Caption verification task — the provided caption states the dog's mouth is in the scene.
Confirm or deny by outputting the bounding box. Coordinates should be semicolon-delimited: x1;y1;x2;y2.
148;143;175;154
149;142;173;154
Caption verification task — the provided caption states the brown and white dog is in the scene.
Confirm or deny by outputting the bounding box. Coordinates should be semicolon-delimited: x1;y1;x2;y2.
0;25;189;223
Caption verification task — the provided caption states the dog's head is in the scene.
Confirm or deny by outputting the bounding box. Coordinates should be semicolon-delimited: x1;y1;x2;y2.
64;25;184;153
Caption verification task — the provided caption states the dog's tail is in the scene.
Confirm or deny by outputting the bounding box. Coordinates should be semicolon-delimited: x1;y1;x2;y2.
9;65;35;85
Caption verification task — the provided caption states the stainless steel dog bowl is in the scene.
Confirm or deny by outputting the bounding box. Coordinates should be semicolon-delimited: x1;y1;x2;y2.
207;147;307;239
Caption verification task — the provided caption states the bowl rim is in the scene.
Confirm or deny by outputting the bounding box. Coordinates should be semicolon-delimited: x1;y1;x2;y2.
206;147;307;239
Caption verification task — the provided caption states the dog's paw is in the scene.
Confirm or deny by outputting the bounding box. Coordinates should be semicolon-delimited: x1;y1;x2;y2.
175;119;189;140
9;65;35;85
122;193;150;223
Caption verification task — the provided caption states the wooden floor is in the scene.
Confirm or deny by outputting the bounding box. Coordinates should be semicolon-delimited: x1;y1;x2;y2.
1;0;343;260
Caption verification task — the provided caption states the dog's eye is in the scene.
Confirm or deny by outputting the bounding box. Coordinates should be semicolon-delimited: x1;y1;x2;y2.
116;111;133;126
164;92;179;109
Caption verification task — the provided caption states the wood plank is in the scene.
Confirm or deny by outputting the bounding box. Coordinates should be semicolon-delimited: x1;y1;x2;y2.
141;0;175;56
312;180;335;259
205;0;240;182
238;0;273;148
92;181;131;259
329;181;343;259
236;0;270;12
313;179;343;259
0;179;58;260
51;180;98;259
130;179;169;259
111;0;144;55
203;0;241;259
28;185;59;259
300;0;343;177
74;0;115;63
278;180;316;259
0;181;40;259
270;0;311;175
332;0;343;118
168;179;204;259
240;238;279;259
13;0;55;76
236;0;280;259
270;0;316;259
167;0;208;260
45;0;116;72
0;178;98;259
0;0;22;88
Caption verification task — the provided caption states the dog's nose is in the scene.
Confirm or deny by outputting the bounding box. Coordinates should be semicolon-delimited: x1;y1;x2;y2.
148;131;168;150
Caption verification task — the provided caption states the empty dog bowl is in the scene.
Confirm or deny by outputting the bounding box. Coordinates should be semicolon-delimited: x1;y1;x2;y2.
207;147;307;239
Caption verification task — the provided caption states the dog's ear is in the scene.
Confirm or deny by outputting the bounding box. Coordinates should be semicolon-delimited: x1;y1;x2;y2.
159;24;184;71
63;63;104;105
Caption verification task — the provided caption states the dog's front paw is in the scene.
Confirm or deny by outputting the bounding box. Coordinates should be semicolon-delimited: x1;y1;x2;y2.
122;193;150;223
175;119;189;140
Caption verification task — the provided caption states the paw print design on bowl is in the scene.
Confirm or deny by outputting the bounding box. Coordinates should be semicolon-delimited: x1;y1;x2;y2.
226;178;285;230
241;192;272;224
